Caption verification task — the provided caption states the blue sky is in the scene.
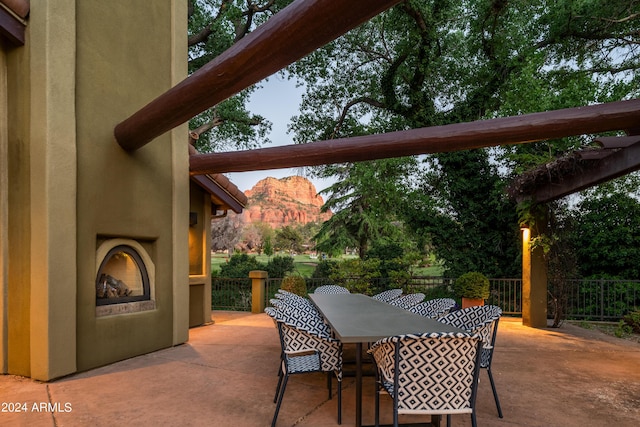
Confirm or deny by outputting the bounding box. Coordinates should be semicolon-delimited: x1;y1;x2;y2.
226;76;335;194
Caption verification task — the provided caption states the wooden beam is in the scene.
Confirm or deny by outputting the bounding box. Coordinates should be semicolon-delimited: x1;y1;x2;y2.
114;0;403;151
594;135;640;149
0;1;26;46
528;139;640;203
189;98;640;174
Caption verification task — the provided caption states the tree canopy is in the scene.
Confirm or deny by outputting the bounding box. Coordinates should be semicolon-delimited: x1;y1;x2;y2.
193;1;640;278
285;0;639;276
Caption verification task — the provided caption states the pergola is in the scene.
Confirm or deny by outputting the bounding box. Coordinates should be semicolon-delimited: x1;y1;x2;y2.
115;0;640;327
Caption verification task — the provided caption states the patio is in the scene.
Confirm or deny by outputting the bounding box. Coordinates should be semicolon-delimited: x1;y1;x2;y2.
1;312;639;427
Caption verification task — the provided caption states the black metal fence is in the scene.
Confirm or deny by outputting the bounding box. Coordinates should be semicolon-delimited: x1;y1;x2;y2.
563;279;640;320
211;275;638;320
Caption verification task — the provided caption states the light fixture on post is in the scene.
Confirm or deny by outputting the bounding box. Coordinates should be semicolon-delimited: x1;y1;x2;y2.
189;212;198;227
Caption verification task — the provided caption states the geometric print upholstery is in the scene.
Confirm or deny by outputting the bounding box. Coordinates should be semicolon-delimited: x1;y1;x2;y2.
388;293;426;309
264;307;343;426
372;288;403;303
269;297;332;338
369;332;482;426
438;305;502;354
313;285;350;294
438;305;503;418
408;298;457;318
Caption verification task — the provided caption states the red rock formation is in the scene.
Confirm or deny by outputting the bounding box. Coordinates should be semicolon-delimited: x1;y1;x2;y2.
242;176;332;228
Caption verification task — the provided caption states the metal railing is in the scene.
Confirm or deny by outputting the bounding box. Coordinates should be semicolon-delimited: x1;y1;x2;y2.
563;279;640;320
212;275;639;320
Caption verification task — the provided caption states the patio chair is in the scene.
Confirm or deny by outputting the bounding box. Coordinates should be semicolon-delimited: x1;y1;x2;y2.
269;298;331;337
372;288;403;303
368;332;483;427
408;298;457;318
438;305;503;418
387;292;425;309
264;307;343;427
313;284;350;294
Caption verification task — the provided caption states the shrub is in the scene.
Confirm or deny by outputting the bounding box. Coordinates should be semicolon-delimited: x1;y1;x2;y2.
454;272;490;299
280;274;307;296
218;253;265;278
622;308;640;334
265;255;295;278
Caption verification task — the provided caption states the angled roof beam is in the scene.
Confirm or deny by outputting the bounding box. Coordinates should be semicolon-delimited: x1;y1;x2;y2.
189;98;640;175
524;139;640;203
114;0;403;151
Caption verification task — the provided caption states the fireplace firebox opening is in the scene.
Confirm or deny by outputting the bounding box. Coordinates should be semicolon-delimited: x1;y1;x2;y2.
95;239;156;314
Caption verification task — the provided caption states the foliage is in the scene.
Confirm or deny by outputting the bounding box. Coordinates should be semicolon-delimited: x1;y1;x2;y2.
264;255;295;278
263;235;273;257
569;191;640;279
211;214;244;256
218;253;265;278
187;0;294;151
406;150;521;278
280;274;307;297
621;309;640;334
328;258;381;295
274;225;304;254
311;259;338;279
454;272;490;300
313;158;418;258
288;0;639;280
546;202;580;327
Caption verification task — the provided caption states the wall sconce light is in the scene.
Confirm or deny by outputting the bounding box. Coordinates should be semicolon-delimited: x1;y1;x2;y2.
189;212;198;227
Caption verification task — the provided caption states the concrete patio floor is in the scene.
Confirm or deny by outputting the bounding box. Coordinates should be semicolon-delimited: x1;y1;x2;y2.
1;312;639;426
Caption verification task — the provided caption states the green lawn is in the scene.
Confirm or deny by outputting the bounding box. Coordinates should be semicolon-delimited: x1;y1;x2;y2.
211;252;443;277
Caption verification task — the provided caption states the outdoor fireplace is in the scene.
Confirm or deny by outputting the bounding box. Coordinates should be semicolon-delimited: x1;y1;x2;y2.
95;239;156;315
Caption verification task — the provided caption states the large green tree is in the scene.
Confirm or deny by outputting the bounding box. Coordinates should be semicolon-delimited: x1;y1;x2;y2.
187;0;293;152
287;0;639;276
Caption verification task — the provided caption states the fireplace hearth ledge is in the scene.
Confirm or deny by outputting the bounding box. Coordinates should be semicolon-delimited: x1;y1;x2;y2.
96;300;157;317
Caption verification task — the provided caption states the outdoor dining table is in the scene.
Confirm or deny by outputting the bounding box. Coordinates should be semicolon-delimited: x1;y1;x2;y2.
309;293;465;427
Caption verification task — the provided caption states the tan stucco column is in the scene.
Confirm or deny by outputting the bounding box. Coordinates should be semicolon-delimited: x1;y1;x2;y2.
29;0;78;380
522;224;548;328
250;270;268;314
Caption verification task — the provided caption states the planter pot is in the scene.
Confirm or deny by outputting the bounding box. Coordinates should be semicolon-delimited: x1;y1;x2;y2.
461;297;485;309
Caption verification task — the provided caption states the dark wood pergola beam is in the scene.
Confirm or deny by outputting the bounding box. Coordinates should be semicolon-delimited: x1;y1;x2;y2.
114;0;403;151
526;139;640;203
189;98;640;175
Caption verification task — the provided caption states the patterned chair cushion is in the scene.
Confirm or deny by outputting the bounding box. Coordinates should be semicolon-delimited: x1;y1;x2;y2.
438;305;502;349
372;288;403;303
369;332;481;414
313;285;350;294
388;293;425;309
408;298;457;318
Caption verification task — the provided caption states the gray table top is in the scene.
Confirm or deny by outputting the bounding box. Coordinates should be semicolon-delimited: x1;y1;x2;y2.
309;293;464;343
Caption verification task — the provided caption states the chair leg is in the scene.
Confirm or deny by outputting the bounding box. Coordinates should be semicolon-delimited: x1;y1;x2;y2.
486;367;503;418
273;363;284;403
374;375;380;427
337;378;342;425
272;374;289;427
471;410;477;427
446;414;451;427
327;371;333;399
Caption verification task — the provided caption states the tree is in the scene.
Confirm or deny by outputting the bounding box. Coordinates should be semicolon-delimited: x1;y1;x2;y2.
274;225;304;254
219;253;265;277
314;158;418;258
211;214;244;255
570;189;640;279
288;1;639;276
187;0;294;151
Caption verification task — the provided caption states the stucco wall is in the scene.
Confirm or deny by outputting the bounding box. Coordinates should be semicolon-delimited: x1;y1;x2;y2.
1;0;188;380
2;28;33;377
74;0;188;372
